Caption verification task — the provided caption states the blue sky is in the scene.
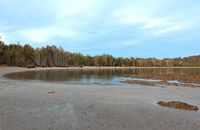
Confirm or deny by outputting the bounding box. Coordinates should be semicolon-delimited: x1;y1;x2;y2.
0;0;200;58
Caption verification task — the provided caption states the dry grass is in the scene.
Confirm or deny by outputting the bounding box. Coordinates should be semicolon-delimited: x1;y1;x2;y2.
121;73;200;87
121;80;199;88
157;101;198;111
122;74;200;84
121;80;177;86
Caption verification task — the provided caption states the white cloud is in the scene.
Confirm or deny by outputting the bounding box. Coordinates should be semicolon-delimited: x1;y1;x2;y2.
141;19;171;29
115;15;171;30
0;32;8;42
100;40;140;49
111;3;197;37
111;0;171;25
54;0;102;19
117;17;146;25
112;7;196;36
154;22;195;35
112;7;148;25
20;28;78;42
154;25;183;35
0;0;199;54
121;40;140;46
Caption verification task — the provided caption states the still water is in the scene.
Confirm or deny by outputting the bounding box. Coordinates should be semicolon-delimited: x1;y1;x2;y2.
4;68;200;85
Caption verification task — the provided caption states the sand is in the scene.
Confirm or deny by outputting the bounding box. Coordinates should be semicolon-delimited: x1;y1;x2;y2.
0;67;200;130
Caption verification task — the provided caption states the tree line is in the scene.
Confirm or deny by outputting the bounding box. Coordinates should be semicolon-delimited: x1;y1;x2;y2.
0;41;199;67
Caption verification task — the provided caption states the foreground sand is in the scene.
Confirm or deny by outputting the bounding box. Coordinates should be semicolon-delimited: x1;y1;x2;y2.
0;67;200;130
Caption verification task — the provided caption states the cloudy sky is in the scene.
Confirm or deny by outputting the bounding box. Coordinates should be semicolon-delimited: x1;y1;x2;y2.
0;0;200;58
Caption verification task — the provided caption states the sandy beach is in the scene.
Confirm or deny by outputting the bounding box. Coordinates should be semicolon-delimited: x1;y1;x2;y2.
0;67;200;130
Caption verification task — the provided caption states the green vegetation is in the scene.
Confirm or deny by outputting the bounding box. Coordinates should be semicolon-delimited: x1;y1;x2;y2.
0;41;200;67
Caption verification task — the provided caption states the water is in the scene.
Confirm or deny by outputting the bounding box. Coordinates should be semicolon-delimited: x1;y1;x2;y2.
4;68;200;85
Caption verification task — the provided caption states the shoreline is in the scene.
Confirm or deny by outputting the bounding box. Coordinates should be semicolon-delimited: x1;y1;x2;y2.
0;67;200;130
1;65;200;69
2;66;200;77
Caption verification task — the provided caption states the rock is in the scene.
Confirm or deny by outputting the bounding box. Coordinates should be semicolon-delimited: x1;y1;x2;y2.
79;65;84;68
48;91;55;94
27;65;36;69
157;101;198;111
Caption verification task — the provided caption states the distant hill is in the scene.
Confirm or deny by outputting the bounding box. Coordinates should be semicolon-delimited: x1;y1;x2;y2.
183;55;200;64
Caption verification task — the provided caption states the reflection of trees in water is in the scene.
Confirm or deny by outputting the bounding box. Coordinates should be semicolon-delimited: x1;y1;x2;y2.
5;68;200;82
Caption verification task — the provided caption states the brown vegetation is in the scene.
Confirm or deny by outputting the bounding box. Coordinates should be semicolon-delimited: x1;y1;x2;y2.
157;101;198;111
121;80;176;86
48;91;55;94
121;80;199;87
121;80;156;86
122;74;200;84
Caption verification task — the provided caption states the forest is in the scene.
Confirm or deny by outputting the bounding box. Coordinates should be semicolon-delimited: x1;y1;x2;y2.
0;41;200;67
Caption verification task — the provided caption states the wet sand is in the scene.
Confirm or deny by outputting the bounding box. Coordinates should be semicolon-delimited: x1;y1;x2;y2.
0;67;200;130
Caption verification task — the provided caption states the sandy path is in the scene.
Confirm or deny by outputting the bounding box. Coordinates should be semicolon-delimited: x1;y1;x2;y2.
0;67;200;130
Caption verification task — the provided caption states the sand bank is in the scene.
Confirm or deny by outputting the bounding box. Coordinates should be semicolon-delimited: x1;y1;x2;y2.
0;67;200;130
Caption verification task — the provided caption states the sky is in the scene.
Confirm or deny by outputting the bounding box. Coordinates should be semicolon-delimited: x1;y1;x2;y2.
0;0;200;59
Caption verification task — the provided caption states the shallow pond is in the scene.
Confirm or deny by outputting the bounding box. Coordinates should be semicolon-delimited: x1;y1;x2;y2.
4;68;200;85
